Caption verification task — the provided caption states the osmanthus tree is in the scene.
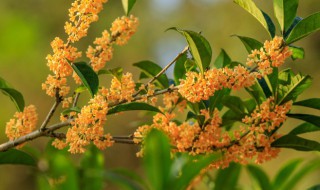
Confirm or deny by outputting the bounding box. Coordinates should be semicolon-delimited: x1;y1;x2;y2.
0;0;320;189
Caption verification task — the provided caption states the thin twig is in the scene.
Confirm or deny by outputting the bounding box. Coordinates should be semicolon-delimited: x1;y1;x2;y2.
40;89;62;131
72;93;80;107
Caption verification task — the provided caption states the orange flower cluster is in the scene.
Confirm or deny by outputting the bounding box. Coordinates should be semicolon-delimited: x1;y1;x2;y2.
5;105;38;147
65;0;108;43
179;65;256;103
53;93;113;153
134;97;292;168
107;72;136;102
110;15;139;46
179;36;292;103
247;36;292;75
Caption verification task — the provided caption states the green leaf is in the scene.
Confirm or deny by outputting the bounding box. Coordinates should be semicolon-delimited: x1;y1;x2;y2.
214;49;231;68
0;87;25;112
209;88;231;112
108;102;162;115
293;98;320;110
234;0;276;38
289;122;320;135
121;0;136;15
284;16;302;39
273;0;299;32
168;28;212;75
144;129;172;190
272;134;320;151
266;67;278;97
286;12;320;44
214;163;242;190
308;184;320;190
109;168;148;190
258;77;272;98
75;85;88;93
222;109;244;129
184;59;197;72
0;149;36;166
80;145;104;190
133;60;169;89
233;35;263;53
246;164;272;190
61;107;81;115
173;52;187;85
278;70;312;105
273;159;302;189
245;80;267;105
221;95;248;115
287;113;320;128
281;160;320;190
104;170;144;190
0;76;12;88
289;46;305;60
71;62;99;97
99;67;124;81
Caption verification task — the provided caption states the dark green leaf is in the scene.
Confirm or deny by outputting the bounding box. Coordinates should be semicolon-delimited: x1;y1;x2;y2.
286;12;320;44
139;72;149;80
104;171;143;190
133;60;169;89
214;163;242;190
71;62;99;97
108;102;162;115
144;129;172;190
308;184;320;190
0;87;25;112
287;113;320;128
173;52;187;85
284;16;303;39
0;76;12;88
258;77;272;98
272;134;320;151
246;164;272;190
289;122;320;135
214;49;231;68
109;168;149;190
121;0;136;15
222;109;244;129
233;35;263;53
234;0;276;37
209;88;231;112
273;0;299;32
273;159;302;189
245;79;267;105
0;149;36;166
293;98;320;110
266;67;278;96
289;46;305;60
168;28;212;75
221;95;248;115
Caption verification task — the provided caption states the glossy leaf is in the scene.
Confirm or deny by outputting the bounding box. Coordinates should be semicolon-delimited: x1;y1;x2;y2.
258;77;272;98
233;35;263;53
273;0;299;32
272;159;302;189
293;98;320;110
81;145;104;190
0;87;25;112
272;134;320;151
108;102;162;115
144;129;171;190
284;16;302;39
286;12;320;44
281;160;320;190
221;95;248;115
214;163;241;190
71;62;99;97
213;49;231;68
0;149;36;166
289;122;320;135
133;60;169;89
168;28;212;74
209;88;231;112
245;79;266;105
287;113;320;128
246;164;272;190
266;67;278;96
234;0;275;37
289;46;305;60
278;70;312;105
173;52;187;85
121;0;136;15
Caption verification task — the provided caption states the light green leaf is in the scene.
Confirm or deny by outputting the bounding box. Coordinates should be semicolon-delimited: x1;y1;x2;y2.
246;164;272;190
234;0;276;37
213;49;231;68
222;109;244;129
133;60;169;89
0;149;36;166
98;67;123;81
273;0;299;32
168;28;212;75
121;0;137;15
233;35;263;53
272;134;320;151
287;113;320;128
273;159;303;190
71;62;99;97
293;98;320;110
0;87;25;112
214;163;242;190
104;170;144;190
61;107;81;115
289;46;305;60
286;12;320;44
108;102;162;115
289;122;320;135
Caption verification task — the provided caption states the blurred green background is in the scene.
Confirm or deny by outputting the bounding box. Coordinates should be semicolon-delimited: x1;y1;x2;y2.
0;0;319;189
